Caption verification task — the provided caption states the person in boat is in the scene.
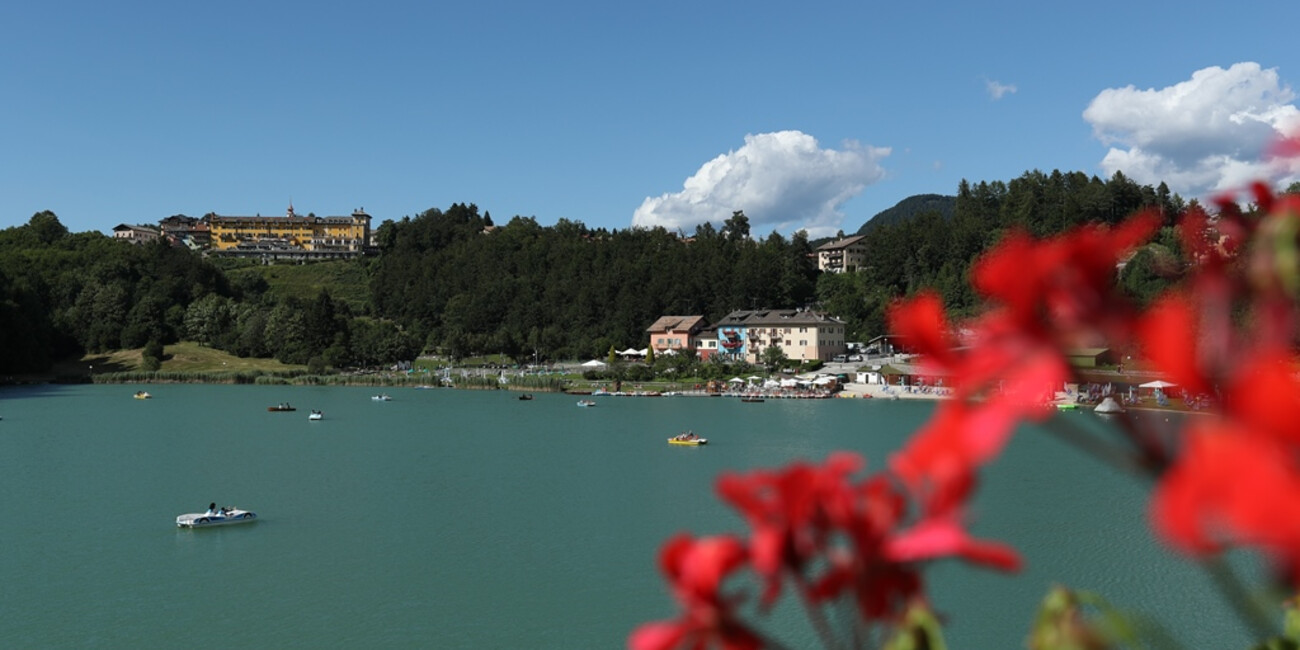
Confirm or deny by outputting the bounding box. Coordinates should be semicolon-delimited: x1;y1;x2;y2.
207;502;218;515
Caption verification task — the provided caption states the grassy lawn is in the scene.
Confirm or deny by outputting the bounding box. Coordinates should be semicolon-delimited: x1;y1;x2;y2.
73;342;306;376
224;259;371;312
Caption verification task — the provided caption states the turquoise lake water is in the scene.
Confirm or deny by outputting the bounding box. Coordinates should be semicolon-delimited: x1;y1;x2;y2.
0;384;1262;648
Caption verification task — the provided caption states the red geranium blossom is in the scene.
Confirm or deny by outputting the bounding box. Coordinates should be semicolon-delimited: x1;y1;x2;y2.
629;534;762;650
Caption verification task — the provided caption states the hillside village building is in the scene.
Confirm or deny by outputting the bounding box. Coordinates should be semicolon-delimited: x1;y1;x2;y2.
112;224;162;245
159;215;211;250
206;205;372;259
816;235;867;273
710;309;847;363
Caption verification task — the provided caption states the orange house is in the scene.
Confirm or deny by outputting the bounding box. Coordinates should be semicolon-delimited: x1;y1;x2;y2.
646;315;708;358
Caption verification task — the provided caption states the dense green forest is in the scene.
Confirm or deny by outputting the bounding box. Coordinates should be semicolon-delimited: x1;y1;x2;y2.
0;169;1203;376
856;194;956;234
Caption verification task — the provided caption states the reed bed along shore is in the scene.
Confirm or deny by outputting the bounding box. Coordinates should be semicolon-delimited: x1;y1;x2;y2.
89;369;570;392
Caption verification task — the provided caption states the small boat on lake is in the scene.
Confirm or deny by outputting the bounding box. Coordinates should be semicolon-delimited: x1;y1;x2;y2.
576;400;596;407
668;431;707;446
372;394;392;402
134;391;152;400
308;410;323;421
176;506;258;528
518;394;534;401
268;403;296;412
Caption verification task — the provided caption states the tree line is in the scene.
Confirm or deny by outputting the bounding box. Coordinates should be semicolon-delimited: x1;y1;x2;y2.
0;169;1213;376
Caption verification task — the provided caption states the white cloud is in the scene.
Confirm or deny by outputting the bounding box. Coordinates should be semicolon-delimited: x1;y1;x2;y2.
1083;62;1300;196
632;131;889;238
986;80;1017;100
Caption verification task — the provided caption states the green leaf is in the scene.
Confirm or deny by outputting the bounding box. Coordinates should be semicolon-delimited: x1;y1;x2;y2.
883;602;948;650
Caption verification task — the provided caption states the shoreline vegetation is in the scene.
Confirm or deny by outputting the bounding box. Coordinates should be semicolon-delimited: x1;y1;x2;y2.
1;342;1200;414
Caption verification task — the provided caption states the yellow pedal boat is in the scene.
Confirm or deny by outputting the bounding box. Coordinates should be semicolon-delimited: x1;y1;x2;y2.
668;434;707;446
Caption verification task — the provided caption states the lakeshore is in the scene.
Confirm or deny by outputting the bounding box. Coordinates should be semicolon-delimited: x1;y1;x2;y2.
6;343;1204;414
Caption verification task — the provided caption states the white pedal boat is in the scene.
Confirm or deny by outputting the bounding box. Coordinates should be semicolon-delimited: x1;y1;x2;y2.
176;508;258;528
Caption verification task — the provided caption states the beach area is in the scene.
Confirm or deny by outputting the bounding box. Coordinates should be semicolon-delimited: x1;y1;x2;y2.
837;381;948;400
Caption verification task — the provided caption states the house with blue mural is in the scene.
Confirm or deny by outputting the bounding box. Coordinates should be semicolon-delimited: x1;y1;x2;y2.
710;309;847;363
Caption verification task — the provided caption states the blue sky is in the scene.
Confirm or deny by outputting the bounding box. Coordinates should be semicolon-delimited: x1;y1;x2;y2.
2;1;1297;238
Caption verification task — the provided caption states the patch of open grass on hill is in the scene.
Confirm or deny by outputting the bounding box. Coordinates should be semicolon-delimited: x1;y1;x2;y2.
225;260;370;311
79;342;305;375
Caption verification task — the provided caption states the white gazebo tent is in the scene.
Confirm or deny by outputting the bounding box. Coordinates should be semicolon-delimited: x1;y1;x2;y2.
581;359;607;368
1138;379;1177;400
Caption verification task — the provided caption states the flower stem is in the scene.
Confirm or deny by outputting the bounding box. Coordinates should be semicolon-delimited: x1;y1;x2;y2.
1042;415;1155;482
1203;556;1275;641
792;571;847;650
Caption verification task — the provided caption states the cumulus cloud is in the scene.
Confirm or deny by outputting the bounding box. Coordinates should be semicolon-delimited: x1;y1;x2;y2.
986;80;1017;100
1083;62;1300;196
632;131;889;238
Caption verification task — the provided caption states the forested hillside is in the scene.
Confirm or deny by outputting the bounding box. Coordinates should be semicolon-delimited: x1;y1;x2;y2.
856;194;956;234
0;169;1205;376
368;205;817;360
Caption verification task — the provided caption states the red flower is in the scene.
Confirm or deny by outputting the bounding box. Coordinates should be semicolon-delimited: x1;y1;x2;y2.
629;534;762;650
1269;132;1300;160
971;215;1159;339
886;292;957;368
716;453;870;607
1136;295;1212;396
1151;422;1300;576
885;517;1021;572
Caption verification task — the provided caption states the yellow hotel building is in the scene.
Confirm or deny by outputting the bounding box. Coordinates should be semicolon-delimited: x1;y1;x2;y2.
208;205;371;257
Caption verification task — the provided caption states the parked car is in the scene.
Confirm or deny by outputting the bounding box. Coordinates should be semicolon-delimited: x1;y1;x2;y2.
833;354;848;363
848;354;863;362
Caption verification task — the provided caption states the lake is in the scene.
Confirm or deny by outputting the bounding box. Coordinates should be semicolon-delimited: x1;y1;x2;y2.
0;384;1261;648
